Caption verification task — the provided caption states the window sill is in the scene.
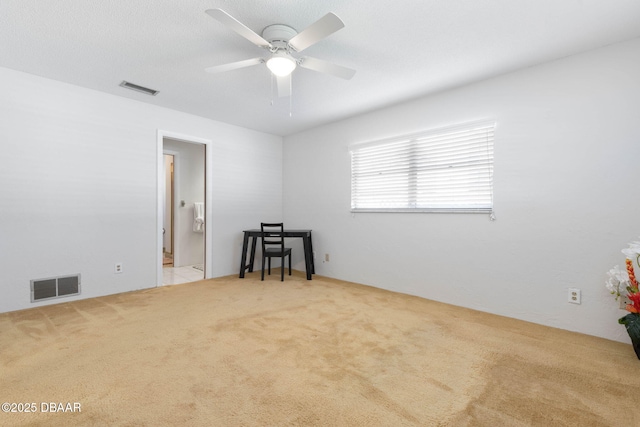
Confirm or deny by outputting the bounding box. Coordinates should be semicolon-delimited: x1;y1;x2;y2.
350;208;493;214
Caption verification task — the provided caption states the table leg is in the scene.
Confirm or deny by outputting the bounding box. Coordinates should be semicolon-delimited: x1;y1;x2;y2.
302;234;313;280
248;235;258;273
239;232;249;278
308;232;315;274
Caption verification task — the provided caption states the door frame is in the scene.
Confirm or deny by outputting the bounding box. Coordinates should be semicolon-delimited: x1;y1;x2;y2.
156;130;213;286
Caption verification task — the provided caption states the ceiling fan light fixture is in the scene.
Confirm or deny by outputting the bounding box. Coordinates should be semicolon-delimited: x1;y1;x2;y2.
266;53;297;77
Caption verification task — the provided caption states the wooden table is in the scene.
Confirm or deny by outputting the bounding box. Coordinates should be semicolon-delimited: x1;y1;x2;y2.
239;229;315;280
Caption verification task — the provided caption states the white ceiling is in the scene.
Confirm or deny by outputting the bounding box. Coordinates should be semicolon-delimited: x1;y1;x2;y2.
2;1;640;137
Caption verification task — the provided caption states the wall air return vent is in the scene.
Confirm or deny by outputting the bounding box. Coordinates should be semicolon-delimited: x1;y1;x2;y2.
119;80;159;96
31;274;81;302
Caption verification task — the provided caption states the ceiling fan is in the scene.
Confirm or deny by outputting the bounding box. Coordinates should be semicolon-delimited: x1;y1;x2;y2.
204;9;356;98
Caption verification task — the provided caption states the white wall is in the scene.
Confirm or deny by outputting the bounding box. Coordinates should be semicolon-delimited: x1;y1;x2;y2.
0;66;282;313
283;37;640;343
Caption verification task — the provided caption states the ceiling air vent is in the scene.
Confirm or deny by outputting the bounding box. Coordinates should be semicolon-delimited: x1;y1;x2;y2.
31;274;81;302
119;81;159;96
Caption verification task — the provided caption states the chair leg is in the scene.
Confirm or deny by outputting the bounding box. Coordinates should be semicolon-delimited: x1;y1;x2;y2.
288;254;292;275
261;255;265;281
281;256;284;281
268;258;271;275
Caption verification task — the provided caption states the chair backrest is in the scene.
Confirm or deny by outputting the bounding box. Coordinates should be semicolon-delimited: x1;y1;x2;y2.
261;223;285;253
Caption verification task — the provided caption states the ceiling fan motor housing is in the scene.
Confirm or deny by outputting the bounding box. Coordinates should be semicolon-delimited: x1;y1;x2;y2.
262;24;298;51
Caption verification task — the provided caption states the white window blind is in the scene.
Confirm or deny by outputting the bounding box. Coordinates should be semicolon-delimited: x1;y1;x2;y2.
350;121;495;213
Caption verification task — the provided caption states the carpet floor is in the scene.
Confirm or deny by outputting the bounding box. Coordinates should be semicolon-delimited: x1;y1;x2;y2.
1;271;639;426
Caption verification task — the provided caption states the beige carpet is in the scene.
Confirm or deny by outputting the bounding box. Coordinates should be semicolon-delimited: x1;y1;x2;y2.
2;271;639;426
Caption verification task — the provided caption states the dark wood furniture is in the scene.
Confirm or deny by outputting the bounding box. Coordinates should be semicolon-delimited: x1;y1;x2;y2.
260;223;292;281
240;229;314;280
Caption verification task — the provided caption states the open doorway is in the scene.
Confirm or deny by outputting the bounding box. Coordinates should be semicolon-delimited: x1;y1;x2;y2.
160;137;207;285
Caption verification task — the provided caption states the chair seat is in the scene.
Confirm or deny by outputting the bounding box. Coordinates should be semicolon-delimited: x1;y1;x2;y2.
264;247;292;256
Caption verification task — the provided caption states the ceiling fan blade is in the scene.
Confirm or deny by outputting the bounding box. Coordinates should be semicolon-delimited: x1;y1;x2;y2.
299;57;356;80
205;58;264;74
276;74;291;98
205;9;272;49
288;12;344;52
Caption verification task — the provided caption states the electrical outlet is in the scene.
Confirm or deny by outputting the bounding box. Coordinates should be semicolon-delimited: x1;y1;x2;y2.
568;288;581;304
115;263;123;274
324;253;330;262
620;295;632;310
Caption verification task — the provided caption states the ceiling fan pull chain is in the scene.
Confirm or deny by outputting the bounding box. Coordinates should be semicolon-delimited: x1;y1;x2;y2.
270;74;275;106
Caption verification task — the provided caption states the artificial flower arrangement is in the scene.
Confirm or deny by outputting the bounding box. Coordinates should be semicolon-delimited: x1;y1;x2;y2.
606;238;640;359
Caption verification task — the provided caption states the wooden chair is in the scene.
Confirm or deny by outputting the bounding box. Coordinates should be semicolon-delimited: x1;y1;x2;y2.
260;223;292;281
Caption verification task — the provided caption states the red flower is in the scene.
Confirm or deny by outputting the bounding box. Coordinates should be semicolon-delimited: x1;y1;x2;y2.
626;258;639;292
627;292;640;313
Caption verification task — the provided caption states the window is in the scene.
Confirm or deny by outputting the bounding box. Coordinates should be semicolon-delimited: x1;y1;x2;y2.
350;121;495;213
